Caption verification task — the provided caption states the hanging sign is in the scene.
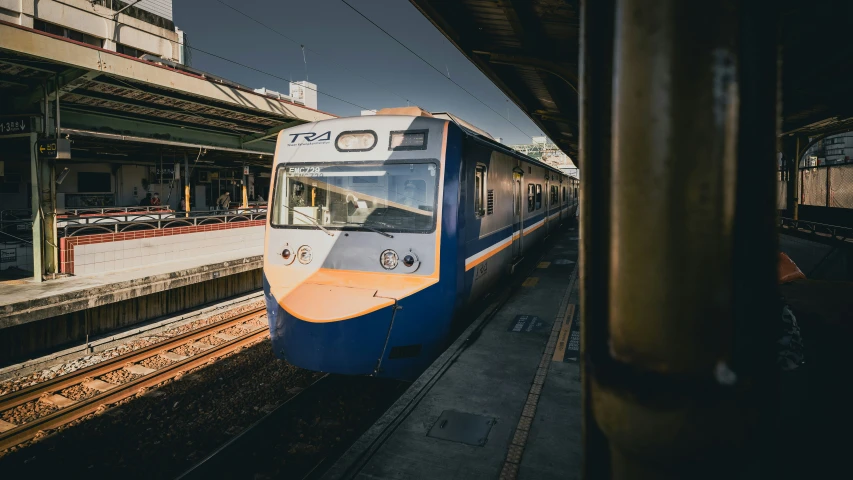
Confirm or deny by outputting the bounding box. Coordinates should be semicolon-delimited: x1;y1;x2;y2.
37;138;71;159
0;117;31;136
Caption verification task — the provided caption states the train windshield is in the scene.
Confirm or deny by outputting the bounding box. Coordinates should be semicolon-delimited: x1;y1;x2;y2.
270;162;439;233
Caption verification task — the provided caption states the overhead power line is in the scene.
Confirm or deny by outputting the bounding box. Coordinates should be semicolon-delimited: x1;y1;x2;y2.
87;8;371;111
338;0;535;140
176;43;370;111
213;0;416;107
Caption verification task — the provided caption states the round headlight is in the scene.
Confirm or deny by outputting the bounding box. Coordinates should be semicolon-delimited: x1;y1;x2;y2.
380;249;399;270
403;255;415;267
281;247;295;265
297;245;313;264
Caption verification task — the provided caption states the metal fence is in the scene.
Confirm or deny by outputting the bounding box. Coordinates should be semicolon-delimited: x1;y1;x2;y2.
59;207;268;238
800;163;853;209
0;209;34;279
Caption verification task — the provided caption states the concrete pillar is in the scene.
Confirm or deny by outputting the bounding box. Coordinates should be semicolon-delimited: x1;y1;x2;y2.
29;132;43;282
586;0;780;477
41;159;57;275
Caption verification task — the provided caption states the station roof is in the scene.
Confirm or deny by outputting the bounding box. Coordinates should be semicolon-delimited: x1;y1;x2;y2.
410;0;580;158
0;20;335;160
410;0;853;159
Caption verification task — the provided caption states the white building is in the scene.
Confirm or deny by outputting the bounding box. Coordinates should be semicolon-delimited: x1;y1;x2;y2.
254;81;319;111
0;0;185;64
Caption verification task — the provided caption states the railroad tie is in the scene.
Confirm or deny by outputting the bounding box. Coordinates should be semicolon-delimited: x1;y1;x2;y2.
82;379;118;392
41;394;75;408
125;364;156;375
0;419;16;433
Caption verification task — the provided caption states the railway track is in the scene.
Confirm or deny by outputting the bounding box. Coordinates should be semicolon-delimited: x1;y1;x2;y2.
0;307;268;452
176;374;406;480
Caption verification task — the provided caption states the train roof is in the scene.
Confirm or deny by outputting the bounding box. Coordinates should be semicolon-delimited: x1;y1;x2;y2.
433;113;575;179
293;113;577;180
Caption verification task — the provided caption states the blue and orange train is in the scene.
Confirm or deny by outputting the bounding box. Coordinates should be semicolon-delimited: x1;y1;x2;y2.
263;107;578;380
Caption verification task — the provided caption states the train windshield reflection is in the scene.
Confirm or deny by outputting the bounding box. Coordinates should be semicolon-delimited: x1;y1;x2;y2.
271;162;439;233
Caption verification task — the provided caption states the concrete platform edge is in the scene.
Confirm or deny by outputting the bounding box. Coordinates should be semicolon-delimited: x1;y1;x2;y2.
0;255;263;328
320;292;508;480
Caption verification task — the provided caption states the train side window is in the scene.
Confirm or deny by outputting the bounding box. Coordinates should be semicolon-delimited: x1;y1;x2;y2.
474;164;486;217
574;187;578;200
563;186;567;202
535;184;542;210
528;184;535;212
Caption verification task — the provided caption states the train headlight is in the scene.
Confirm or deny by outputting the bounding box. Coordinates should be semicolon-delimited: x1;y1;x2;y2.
403;254;415;267
336;131;377;151
281;247;295;265
297;245;313;264
380;249;399;270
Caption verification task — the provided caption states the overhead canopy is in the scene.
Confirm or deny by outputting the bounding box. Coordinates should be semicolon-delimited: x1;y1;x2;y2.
0;20;335;156
409;0;853;161
410;0;580;158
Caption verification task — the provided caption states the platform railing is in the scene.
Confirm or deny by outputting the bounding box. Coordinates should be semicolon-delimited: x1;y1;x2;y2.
0;209;32;244
58;206;174;217
779;216;853;244
59;207;267;238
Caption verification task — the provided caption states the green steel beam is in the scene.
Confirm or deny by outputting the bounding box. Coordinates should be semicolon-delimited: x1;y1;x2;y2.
60;89;268;134
85;76;299;128
240;120;303;145
59;109;275;153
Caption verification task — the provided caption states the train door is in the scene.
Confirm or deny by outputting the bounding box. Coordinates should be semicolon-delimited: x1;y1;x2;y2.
511;170;523;260
545;178;551;234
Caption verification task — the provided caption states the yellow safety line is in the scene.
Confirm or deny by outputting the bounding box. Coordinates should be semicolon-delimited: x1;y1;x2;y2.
552;304;575;362
499;263;579;480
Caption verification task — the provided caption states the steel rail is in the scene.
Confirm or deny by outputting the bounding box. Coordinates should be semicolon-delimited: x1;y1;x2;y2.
0;307;265;414
0;325;270;451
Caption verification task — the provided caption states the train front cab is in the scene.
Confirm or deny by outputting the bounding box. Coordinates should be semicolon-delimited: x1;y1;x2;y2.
263;116;463;381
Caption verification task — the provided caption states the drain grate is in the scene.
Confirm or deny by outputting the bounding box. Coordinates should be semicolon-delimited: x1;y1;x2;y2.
427;410;496;446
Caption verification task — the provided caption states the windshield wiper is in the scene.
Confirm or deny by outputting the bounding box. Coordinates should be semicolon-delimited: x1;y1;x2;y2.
283;205;334;236
332;221;394;238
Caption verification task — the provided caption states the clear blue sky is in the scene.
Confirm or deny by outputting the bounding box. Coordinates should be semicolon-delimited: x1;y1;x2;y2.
173;0;545;145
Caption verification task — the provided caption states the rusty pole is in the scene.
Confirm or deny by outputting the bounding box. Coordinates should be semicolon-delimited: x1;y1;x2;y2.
586;0;780;477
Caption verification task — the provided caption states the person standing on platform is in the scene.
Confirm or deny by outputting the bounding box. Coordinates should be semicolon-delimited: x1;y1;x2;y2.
139;192;152;206
216;191;231;211
150;192;161;206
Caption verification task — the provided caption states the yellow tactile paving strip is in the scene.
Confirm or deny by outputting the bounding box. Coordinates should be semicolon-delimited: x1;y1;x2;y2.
499;264;579;480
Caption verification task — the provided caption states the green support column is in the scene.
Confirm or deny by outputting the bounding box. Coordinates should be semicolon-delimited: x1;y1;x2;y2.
29;132;43;282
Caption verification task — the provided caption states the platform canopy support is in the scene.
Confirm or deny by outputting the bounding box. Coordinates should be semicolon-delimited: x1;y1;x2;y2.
581;0;780;477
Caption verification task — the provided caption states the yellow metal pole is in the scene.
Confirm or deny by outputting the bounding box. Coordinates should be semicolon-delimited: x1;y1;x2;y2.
587;0;780;478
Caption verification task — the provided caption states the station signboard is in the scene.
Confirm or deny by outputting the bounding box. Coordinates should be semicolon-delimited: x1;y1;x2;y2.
37;138;71;159
0;116;33;136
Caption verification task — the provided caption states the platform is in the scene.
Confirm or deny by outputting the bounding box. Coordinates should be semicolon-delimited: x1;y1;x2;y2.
0;245;264;365
323;227;581;480
0;247;261;329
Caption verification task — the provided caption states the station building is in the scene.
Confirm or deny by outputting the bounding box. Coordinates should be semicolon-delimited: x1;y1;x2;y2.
0;2;334;363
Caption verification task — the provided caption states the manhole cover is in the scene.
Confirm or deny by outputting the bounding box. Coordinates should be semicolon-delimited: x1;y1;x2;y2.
427;410;496;446
507;315;547;333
